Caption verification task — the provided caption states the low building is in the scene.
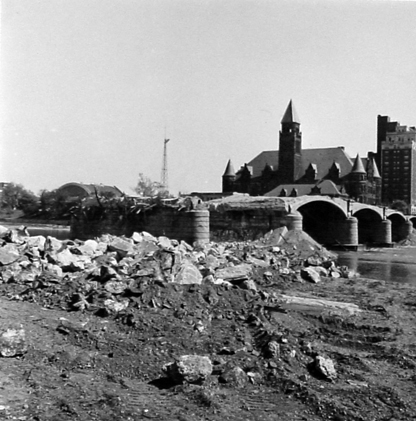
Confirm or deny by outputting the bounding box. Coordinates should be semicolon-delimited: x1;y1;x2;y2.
56;182;123;203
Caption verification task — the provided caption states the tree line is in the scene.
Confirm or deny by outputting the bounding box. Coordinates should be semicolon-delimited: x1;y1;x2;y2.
0;174;172;220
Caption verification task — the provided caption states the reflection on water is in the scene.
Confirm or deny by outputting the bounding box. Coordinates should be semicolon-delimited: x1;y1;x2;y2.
337;247;416;283
0;223;71;241
27;226;70;240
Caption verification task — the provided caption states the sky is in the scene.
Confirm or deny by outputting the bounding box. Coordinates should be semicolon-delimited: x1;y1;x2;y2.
1;0;416;196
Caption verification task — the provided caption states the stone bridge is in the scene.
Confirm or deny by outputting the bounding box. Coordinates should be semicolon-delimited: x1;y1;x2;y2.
280;196;415;247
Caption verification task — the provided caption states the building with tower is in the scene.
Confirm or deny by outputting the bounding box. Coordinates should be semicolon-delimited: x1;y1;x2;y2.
222;100;381;205
377;115;416;213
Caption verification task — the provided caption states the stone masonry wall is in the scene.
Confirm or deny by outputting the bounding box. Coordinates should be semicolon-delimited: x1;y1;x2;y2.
70;207;196;243
209;209;287;242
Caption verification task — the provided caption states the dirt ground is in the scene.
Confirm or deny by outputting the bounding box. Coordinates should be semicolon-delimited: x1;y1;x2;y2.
1;257;416;421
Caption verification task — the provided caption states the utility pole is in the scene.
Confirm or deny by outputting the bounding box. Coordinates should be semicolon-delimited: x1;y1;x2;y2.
161;135;170;191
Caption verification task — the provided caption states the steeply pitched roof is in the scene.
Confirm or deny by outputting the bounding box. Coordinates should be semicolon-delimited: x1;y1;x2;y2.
223;159;235;177
265;180;343;197
245;147;353;180
281;100;301;124
350;154;366;174
372;158;381;178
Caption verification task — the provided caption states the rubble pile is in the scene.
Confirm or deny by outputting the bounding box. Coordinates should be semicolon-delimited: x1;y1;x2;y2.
0;225;346;315
1;225;414;420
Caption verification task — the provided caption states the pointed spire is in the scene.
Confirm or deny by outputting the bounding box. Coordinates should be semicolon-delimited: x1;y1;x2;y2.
223;159;235;177
351;154;366;174
371;157;381;178
281;100;301;124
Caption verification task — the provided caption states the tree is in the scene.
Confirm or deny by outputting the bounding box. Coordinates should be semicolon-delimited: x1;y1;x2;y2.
38;189;76;220
391;199;408;214
134;173;170;198
1;183;39;215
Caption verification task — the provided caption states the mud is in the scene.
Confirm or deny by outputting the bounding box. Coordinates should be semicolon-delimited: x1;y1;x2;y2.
0;229;415;420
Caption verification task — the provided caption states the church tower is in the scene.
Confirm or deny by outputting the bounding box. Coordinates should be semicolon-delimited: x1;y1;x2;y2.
278;100;302;184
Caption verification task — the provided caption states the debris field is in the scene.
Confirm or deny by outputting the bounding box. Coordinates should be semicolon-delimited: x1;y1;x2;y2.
0;225;415;421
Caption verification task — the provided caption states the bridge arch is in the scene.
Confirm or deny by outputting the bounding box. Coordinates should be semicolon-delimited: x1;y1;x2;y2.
408;216;416;229
352;209;383;244
387;212;412;242
296;200;348;245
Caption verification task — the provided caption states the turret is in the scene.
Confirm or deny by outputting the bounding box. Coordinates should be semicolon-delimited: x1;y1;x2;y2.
222;159;236;193
278;100;303;184
348;154;367;202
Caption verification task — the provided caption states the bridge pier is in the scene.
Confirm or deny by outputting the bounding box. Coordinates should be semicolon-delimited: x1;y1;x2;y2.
285;211;303;230
373;219;392;246
399;220;413;241
340;216;358;246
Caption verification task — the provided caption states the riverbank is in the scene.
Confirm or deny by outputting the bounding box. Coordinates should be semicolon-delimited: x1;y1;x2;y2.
0;229;415;420
0;219;71;240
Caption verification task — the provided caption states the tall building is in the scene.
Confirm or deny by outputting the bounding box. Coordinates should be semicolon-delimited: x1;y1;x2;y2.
378;116;416;213
223;101;381;204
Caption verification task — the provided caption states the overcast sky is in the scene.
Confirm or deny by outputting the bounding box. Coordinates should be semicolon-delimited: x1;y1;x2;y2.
1;0;415;195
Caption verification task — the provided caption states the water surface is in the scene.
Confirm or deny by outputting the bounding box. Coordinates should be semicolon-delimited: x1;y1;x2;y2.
337;246;416;283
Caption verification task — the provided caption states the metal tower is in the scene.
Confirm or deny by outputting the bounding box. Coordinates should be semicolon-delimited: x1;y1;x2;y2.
161;137;170;191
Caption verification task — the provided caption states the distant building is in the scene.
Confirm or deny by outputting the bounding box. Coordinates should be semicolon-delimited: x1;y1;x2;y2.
223;101;381;205
56;182;123;203
377;115;416;213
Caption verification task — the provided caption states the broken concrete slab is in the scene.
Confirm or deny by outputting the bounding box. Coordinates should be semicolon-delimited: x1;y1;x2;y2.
214;264;252;283
163;355;213;384
277;294;362;315
174;260;203;285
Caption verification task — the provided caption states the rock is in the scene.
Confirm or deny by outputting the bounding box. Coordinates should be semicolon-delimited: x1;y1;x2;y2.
204;255;220;270
44;236;64;254
300;267;321;283
25;235;46;251
214;264;252;283
104;280;127;294
93;254;118;268
141;231;157;242
52;248;85;272
103;299;129;313
6;227;29;244
174;260;203;284
108;238;135;258
155;250;174;271
134;240;159;258
158;236;174;251
0;246;20;265
314;355;337;380
266;340;280;358
261;226;289;246
306;256;323;266
43;263;64;278
247;256;269;268
75;239;99;256
241;279;257;292
0;326;27;357
131;232;144;243
219;365;248;388
0;225;9;237
313;266;329;277
99;265;121;282
163;355;213;384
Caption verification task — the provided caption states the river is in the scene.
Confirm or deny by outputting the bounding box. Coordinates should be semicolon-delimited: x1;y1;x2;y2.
336;246;416;283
